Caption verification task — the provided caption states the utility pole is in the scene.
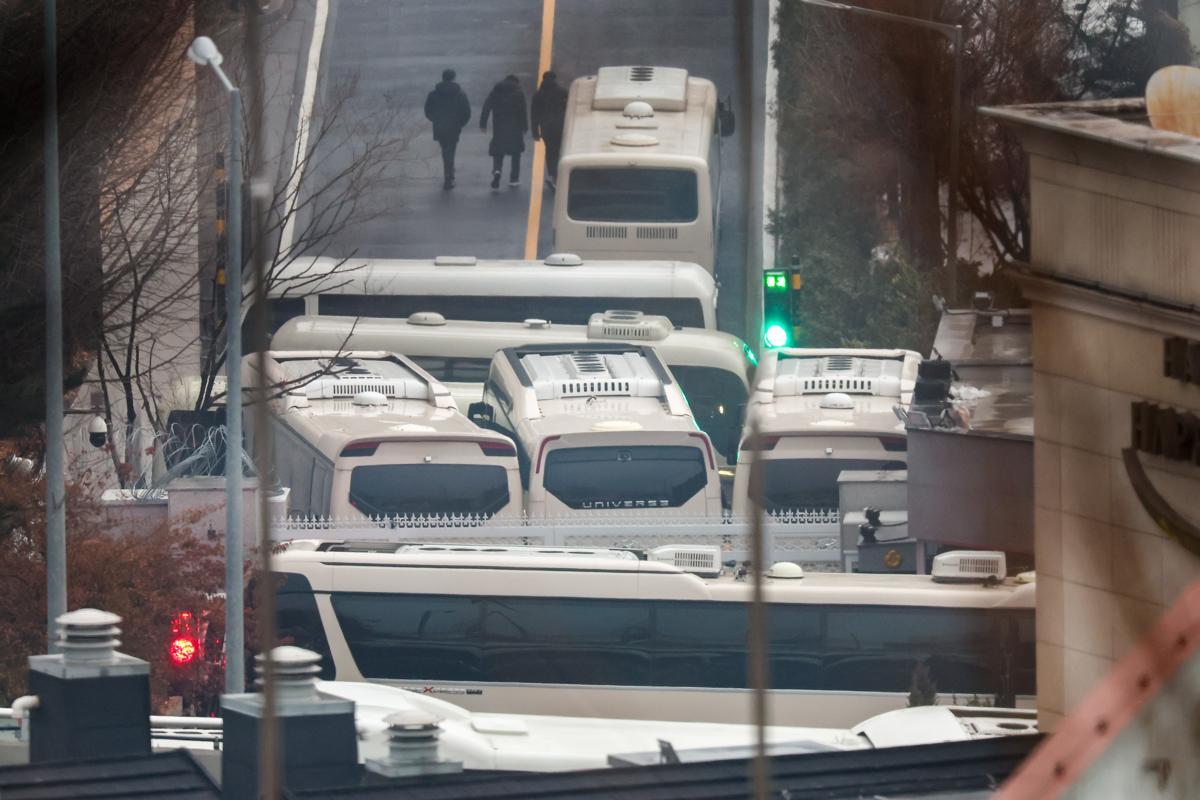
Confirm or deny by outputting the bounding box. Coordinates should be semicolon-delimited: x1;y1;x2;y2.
44;0;67;651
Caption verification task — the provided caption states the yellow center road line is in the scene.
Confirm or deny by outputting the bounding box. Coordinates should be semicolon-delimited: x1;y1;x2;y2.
523;0;557;260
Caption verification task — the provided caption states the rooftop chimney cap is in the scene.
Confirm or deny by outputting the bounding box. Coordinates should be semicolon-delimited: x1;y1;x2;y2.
57;608;122;665
255;645;323;700
384;710;443;730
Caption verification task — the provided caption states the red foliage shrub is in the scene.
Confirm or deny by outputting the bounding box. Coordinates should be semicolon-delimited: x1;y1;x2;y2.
0;472;228;711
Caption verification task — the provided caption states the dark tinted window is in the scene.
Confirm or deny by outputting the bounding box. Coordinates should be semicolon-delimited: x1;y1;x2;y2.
275;572;335;680
543;446;708;510
348;464;509;517
484;597;651;685
326;592;1035;697
823;606;1009;694
318;294;706;328
654;602;748;688
332;593;483;680
669;366;748;463
567;168;699;222
242;297;306;349
409;356;493;382
761;458;906;511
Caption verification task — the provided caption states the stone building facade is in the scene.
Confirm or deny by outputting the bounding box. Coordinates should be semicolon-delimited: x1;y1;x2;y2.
985;99;1200;729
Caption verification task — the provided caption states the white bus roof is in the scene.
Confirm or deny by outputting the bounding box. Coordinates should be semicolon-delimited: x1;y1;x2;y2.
273;312;752;380
248;350;510;461
275;543;1035;609
267;255;716;301
562;67;717;163
748;348;922;437
492;343;698;438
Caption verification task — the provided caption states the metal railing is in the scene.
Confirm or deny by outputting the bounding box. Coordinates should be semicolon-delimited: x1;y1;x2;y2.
273;509;844;569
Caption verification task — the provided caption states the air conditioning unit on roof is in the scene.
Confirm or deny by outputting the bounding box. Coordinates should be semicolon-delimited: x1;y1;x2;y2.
773;355;904;399
931;550;1006;583
593;66;689;112
588;310;674;342
650;545;722;577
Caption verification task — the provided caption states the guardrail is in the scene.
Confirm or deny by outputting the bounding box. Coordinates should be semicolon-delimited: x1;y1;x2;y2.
273;510;844;569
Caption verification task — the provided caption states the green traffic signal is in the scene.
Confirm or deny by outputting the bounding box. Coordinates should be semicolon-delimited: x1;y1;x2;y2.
764;322;790;348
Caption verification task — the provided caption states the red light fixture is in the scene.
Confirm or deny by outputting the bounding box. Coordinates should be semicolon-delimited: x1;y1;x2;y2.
170;637;198;665
169;611;201;666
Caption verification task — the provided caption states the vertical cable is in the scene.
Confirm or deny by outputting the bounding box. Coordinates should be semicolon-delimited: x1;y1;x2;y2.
44;0;67;652
747;417;770;800
224;85;245;696
242;9;279;798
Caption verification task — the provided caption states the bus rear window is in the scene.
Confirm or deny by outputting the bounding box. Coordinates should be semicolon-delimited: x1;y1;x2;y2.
567;168;699;223
761;458;906;512
348;464;509;517
543;446;708;510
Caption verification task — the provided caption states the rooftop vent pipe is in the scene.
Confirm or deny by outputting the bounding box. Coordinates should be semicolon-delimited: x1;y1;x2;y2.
366;710;463;779
222;646;358;799
27;608;151;763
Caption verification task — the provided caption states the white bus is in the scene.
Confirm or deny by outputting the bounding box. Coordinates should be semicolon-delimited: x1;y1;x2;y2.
470;343;723;518
553;66;731;272
271;310;755;465
245;350;522;520
731;348;922;516
271;541;1036;727
252;254;718;337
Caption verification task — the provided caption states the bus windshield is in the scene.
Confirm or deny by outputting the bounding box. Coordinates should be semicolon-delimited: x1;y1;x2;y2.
543;445;708;509
762;458;906;512
669;365;748;464
348;464;510;517
567;168;699;223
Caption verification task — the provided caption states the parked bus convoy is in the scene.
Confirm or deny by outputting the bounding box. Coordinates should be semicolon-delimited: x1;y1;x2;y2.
553;66;731;271
271;309;755;465
272;540;1035;728
245;342;923;520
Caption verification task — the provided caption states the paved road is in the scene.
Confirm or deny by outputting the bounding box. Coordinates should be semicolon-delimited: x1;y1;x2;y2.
309;0;542;260
302;0;753;337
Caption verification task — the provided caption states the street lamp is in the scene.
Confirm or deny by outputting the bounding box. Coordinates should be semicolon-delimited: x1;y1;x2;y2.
188;35;245;695
797;0;964;302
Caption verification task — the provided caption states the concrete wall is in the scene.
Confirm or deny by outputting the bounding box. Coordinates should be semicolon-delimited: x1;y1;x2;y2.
1009;111;1200;731
906;430;1033;556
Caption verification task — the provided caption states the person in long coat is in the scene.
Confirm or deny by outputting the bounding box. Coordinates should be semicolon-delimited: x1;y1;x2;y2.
480;74;528;189
424;68;472;190
530;70;568;189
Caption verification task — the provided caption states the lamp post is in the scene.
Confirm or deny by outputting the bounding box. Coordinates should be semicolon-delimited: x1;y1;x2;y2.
798;0;964;302
187;35;245;694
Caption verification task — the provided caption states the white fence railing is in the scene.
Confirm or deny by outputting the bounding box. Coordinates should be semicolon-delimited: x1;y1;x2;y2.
273;510;844;570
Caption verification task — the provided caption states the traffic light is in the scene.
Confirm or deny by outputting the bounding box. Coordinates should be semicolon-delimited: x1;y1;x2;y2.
762;270;797;349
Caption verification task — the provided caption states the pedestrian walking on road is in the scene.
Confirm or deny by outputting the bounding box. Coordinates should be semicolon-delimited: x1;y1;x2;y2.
531;70;568;190
480;74;528;189
424;68;471;190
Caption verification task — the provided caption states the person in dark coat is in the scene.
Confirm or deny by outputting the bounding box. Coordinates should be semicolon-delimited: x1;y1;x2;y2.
480;74;528;189
530;70;568;189
424;69;471;190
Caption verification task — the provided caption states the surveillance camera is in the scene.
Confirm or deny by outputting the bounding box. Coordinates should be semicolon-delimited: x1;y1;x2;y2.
88;416;109;448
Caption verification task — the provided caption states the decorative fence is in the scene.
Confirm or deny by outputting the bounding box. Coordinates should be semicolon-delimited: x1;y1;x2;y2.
273;509;844;570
